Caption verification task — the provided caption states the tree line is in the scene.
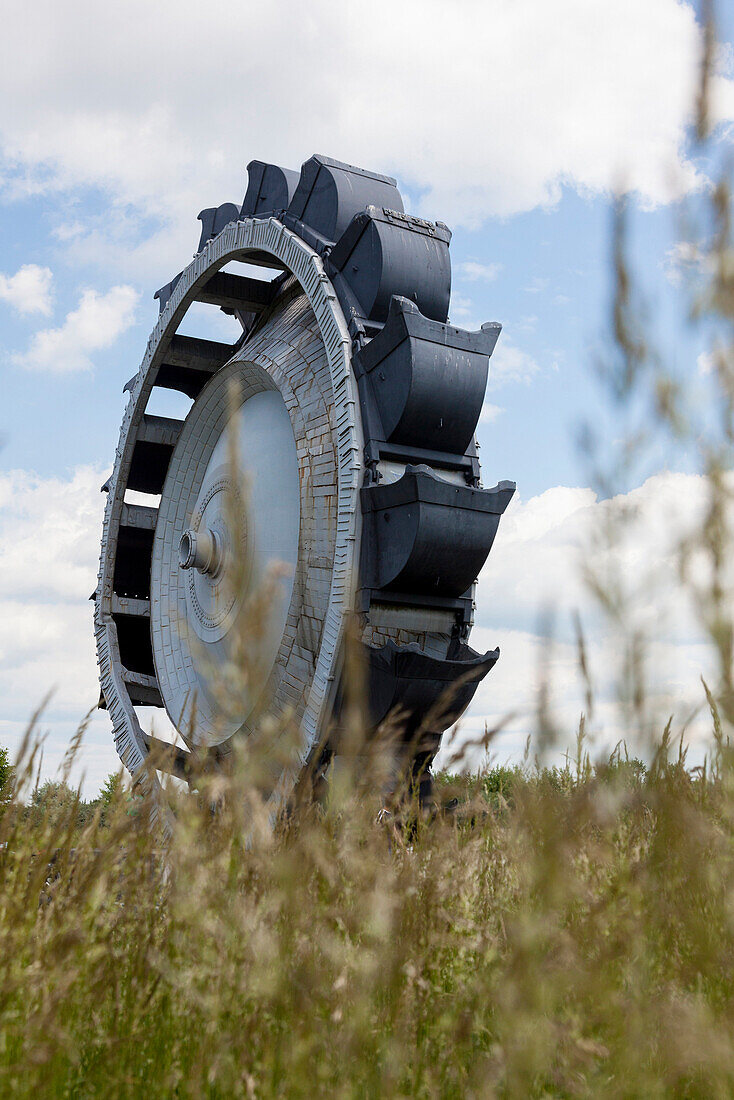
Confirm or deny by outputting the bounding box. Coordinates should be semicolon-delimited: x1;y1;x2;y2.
0;743;124;828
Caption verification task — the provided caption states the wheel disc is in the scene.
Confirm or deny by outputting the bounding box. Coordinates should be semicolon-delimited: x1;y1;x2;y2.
151;364;301;748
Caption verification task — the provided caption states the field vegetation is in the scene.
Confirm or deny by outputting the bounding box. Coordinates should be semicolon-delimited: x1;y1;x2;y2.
3;726;734;1096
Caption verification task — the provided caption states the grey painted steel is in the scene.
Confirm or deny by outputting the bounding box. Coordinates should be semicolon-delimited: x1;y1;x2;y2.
196;203;240;254
328;207;452;325
354;296;500;455
154;272;182;314
286;155;403;247
195;271;278;313
96;150;515;805
152;377;301;746
366;640;500;736
155;335;238;397
242;160;300;217
361;466;515;598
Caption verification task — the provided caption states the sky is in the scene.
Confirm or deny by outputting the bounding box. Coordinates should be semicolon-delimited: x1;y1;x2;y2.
1;0;733;794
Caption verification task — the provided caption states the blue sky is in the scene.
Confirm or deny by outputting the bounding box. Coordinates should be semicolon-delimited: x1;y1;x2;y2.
0;185;715;494
0;0;732;793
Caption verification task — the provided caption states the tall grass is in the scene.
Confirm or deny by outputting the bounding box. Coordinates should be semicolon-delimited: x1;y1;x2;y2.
2;10;733;1097
4;723;734;1096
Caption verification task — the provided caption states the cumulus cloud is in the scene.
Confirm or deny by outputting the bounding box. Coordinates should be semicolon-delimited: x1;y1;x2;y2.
12;284;139;372
456;261;503;283
0;264;53;315
0;0;730;283
489;336;540;389
442;471;727;770
475;474;708;637
663;240;712;286
51;221;85;242
0;466;117;794
479;402;503;426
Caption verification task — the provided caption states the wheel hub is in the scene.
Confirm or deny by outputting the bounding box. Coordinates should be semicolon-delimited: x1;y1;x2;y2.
179;525;226;578
179;474;245;644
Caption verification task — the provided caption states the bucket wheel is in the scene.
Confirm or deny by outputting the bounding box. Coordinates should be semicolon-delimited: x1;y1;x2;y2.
94;154;515;808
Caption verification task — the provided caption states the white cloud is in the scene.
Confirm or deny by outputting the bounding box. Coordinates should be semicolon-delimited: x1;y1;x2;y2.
0;264;53;315
489;336;540;388
456;261;502;283
0;466;118;795
12;285;139;372
476;472;723;641
51;220;85;242
663;240;711;286
698;350;715;375
479;402;503;426
449;292;482;331
441;470;729;770
0;0;730;285
0;467;106;603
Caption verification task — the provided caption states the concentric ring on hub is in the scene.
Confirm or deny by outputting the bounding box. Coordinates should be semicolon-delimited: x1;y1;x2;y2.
151;363;300;748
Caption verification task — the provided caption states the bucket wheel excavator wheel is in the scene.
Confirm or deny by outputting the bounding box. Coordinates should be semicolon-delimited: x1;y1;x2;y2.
93;154;515;810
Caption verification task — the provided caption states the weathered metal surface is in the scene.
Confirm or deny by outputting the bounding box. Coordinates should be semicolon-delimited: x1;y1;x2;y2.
95;151;515;806
242;160;300;218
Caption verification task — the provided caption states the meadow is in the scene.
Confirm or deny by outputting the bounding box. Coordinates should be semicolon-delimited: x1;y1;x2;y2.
3;721;734;1097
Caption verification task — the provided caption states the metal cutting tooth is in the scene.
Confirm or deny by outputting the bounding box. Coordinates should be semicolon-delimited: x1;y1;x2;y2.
95;153;515;811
